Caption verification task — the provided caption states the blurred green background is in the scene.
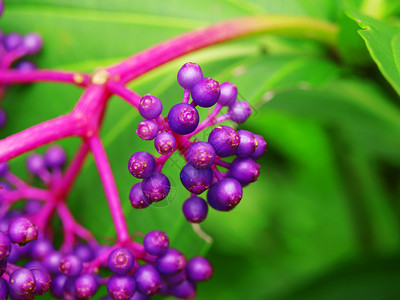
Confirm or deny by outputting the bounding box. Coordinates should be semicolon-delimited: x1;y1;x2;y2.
1;0;400;299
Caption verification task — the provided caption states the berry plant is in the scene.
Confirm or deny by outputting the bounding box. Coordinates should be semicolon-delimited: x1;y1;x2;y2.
2;0;400;299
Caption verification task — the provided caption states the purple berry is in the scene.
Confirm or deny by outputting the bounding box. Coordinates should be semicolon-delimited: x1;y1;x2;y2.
156;248;186;275
0;278;8;299
30;238;53;261
187;141;215;169
229;157;260;185
177;62;203;89
26;153;46;176
63;277;77;299
191;77;220;107
163;270;186;286
73;243;95;262
44;145;67;169
24;200;42;214
8;217;38;245
42;251;62;274
236;130;256;158
182;197;208;223
9;268;36;295
24;261;45;270
0;108;6;128
0;232;11;260
139;94;163;120
50;274;67;298
154;132;176;155
75;274;98;299
141;172;170;202
180;164;213;195
3;33;22;51
167;103;199;135
131;292;150;300
107;275;136;300
186;256;212;282
22;33;43;55
15;60;36;72
0;161;9;176
129;182;152;209
228;101;251;123
30;267;51;295
218;81;237;107
207;178;242;211
134;264;162;296
128;152;156;179
0;258;7;276
168;280;196;299
208;126;240;157
251;135;267;159
59;254;82;277
143;231;169;256
107;248;135;275
136;120;159;141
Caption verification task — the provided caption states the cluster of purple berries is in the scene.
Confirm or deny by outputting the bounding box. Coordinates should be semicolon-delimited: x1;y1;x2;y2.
0;0;43;129
128;62;267;223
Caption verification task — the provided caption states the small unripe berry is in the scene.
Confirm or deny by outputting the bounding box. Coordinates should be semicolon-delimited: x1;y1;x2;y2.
182;196;208;223
136;120;159;141
139;94;163;119
236;130;256;158
218;81;237;107
26;153;46;176
154;132;176;155
22;33;43;55
44;145;67;169
228;101;251;123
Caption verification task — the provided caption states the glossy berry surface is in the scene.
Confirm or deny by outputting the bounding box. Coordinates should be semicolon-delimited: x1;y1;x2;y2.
30;267;51;295
186;256;213;282
44;145;66;169
139;94;163;119
107;248;135;275
141;172;170;202
22;33;43;55
208;178;243;211
134;264;162;296
191;77;220;107
59;254;83;277
9;268;36;295
208;126;240;157
182;196;208;223
129;182;152;208
186;141;215;169
136;120;159;141
218;81;237;107
3;33;22;51
156;248;186;275
177;62;203;89
168;280;196;299
167;103;199;135
251;134;267;159
228;101;252;123
50;274;67;298
74;274;98;299
0;278;8;299
236;130;256;158
15;60;36;72
8;217;38;245
107;275;136;300
26;153;46;176
180;164;213;195
230;157;260;185
154;132;176;155
128;152;156;179
30;238;53;261
143;230;169;256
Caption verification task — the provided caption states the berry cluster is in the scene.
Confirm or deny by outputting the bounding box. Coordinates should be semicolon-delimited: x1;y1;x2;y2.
128;62;267;222
0;1;43;129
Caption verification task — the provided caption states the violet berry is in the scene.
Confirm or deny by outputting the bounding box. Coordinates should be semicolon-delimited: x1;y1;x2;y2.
42;251;63;274
9;268;36;295
0;258;7;276
191;77;220;107
187;141;215;169
168;280;196;299
180;164;213;195
8;217;38;245
50;274;67;298
251;134;267;159
143;230;169;256
0;231;11;260
186;256;213;282
29;238;53;261
134;264;163;296
30;267;51;295
218;81;237;107
208;126;240;157
236;130;256;158
131;292;150;300
3;33;22;51
15;60;36;72
182;196;208;223
0;108;6;128
139;94;163;120
107;275;136;300
63;277;78;299
74;274;98;299
167;103;199;135
107;248;135;275
22;33;43;55
154;132;176;155
26;153;46;176
207;178;243;211
44;145;66;169
177;62;203;89
228;101;252;123
230;157;260;185
156;248;186;275
129;182;152;209
59;254;82;277
73;243;95;262
0;161;9;177
0;278;8;299
128;152;156;179
136;120;159;141
141;172;171;202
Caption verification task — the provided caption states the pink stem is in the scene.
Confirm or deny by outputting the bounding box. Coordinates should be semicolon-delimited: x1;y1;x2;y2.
89;135;130;243
182;89;190;103
0;113;87;162
1;48;27;68
106;80;140;109
4;172;27;189
0;69;90;86
214;159;231;169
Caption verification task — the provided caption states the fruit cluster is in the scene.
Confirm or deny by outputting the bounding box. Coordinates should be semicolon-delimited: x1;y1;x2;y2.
128;62;267;222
